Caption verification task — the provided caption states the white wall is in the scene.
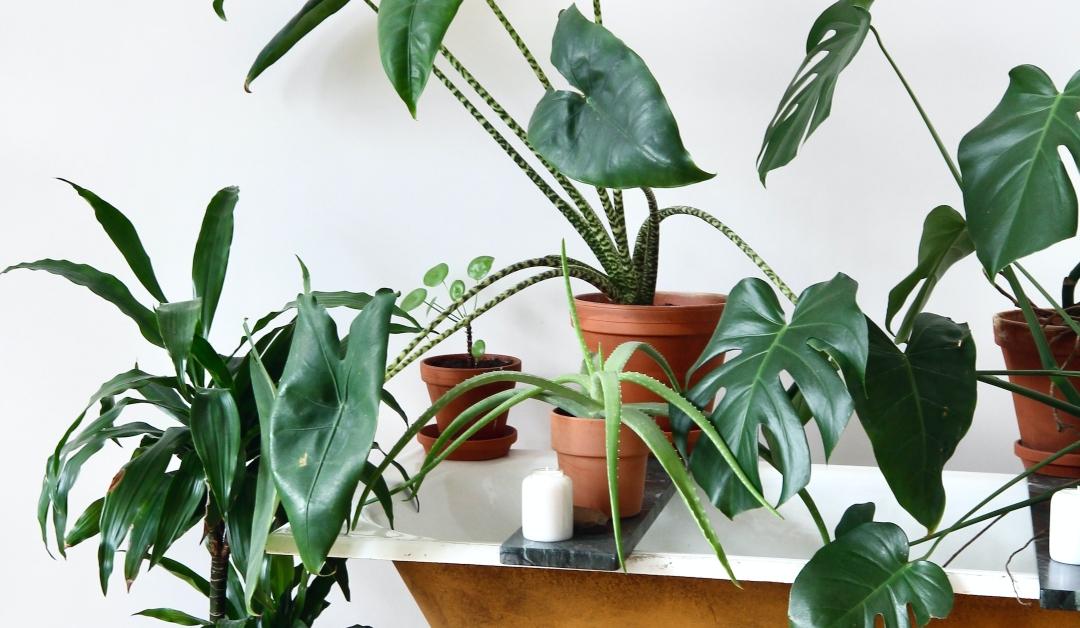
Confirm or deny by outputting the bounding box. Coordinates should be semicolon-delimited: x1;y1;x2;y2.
2;1;1078;625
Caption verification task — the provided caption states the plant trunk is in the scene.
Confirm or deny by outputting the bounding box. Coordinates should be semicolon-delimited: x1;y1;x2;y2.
207;520;231;622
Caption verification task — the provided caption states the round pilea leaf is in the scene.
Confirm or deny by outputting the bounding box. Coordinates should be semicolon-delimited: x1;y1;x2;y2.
449;279;466;301
423;263;449;287
400;288;427;312
467;255;494;281
470;339;486;360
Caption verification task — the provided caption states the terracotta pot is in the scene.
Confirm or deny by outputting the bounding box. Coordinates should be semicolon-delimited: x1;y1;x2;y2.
574;292;725;406
420;353;522;440
993;310;1080;475
550;409;649;517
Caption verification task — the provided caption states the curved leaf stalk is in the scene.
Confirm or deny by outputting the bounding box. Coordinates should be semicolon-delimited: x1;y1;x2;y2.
482;0;552;89
633;188;660;304
869;26;962;187
387;267;612;378
976;374;1080;419
657;206;798;304
387;256;613;375
592;0;602;24
611;190;628;252
1015;262;1080;339
759;445;829;545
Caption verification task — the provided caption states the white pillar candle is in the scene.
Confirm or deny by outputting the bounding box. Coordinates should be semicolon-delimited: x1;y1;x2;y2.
521;468;574;543
1050;487;1080;565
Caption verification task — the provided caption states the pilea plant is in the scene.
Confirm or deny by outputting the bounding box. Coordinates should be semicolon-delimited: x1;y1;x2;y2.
401;257;495;366
6;182;418;626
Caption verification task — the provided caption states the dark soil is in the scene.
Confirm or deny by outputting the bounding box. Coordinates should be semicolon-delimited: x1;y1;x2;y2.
428;355;513;370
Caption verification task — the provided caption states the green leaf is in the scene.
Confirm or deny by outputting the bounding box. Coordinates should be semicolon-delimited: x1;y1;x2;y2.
190;389;243;511
159;557;211;597
400;288;427;312
849;316;976;531
449;279;465;301
151;455;207;566
834;501;875;539
192;186;238;336
192;336;235;389
377;0;464;117
157;299;203;382
958;65;1080;273
124;477;169;587
528;5;712;188
243;346;281;613
59;179;167;303
466;255;494;281
65;497;104;549
213;0;226;20
886;206;973;342
245;0;350;91
788;522;953;627
99;428;188;593
757;0;871;183
269;290;395;571
470;338;486;360
3;260;162;346
135;608;211;626
681;275;868;517
422;263;449;287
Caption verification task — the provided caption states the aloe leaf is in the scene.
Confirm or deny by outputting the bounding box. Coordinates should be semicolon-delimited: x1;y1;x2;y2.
59;179;167;302
191;389;243;512
156;299;203;383
599;372;625;570
528;6;712;188
3;260;162;346
603;341;679;390
377;0;465;117
246;0;350;91
192;187;238;336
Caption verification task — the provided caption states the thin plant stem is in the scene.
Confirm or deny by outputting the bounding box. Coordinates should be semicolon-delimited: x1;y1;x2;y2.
941;513;1005;568
869;26;962;187
593;0;603;24
976;374;1080;417
611;189;628;254
1015;261;1080;338
657;206;798;304
484;0;552;89
980;369;1080;378
760;445;830;545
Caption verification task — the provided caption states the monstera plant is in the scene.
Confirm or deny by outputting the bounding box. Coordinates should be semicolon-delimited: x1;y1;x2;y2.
6;182;418;626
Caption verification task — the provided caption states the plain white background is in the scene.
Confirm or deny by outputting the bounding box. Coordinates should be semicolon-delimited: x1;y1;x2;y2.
2;1;1079;625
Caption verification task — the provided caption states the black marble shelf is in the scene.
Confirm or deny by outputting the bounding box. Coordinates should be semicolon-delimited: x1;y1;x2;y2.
499;459;676;570
1027;474;1080;611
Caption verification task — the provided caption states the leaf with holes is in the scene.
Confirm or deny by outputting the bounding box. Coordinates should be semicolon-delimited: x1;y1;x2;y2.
528;5;712;188
678;274;868;518
958;65;1080;273
757;0;871;183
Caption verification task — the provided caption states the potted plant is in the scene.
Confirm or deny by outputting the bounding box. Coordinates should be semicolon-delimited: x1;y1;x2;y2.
400;258;522;460
5;181;417;626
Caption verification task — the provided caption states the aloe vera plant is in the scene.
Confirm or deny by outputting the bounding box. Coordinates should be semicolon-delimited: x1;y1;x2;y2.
6;182;418;626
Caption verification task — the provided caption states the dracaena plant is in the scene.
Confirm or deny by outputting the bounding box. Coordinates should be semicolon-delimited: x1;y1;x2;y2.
6;182;418;626
400;256;496;365
742;0;1080;624
210;0;800;381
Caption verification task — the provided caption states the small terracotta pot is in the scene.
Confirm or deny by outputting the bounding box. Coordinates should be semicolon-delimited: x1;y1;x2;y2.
419;353;522;440
574;292;725;405
993;310;1080;476
550;409;649;518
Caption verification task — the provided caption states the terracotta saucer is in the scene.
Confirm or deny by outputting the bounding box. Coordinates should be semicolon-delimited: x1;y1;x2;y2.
1014;440;1080;478
417;423;517;461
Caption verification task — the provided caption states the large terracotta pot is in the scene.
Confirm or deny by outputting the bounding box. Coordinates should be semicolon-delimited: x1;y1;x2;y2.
550;409;649;517
574;292;725;432
993;310;1080;477
420;353;521;439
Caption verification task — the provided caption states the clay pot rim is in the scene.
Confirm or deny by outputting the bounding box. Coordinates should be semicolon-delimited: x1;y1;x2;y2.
417;423;517;461
575;291;726;311
993;309;1078;348
549;408;649;457
1014;439;1080;466
419;353;522;383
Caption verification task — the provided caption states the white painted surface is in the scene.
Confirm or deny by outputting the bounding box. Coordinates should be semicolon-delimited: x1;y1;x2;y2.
268;448;1040;600
3;1;1079;625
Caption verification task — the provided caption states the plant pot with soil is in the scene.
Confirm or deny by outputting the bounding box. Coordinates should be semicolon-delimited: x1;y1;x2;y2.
550;408;649;516
402;258;523;461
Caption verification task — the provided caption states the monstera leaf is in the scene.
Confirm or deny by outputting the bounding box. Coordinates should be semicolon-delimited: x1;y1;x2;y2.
886;206;973;343
269;289;395;571
377;0;464;117
789;512;953;627
850;316;976;531
757;0;871;183
959;65;1080;274
679;274;868;517
527;5;712;188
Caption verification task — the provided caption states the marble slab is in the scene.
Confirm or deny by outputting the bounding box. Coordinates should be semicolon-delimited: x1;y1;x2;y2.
499;458;676;570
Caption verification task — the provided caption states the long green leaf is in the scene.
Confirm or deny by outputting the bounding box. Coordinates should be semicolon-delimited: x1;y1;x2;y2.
245;0;350;91
59;179;167;302
192;186;238;336
151;455;207;567
599;372;625;569
135;608;211;626
377;0;465;117
65;497;104;549
3;260;162;346
124;477;170;587
959;65;1080;274
527;5;712;188
269;289;394;571
757;0;871;183
886;206;973;342
191;389;243;512
157;299;203;383
244;332;281;612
